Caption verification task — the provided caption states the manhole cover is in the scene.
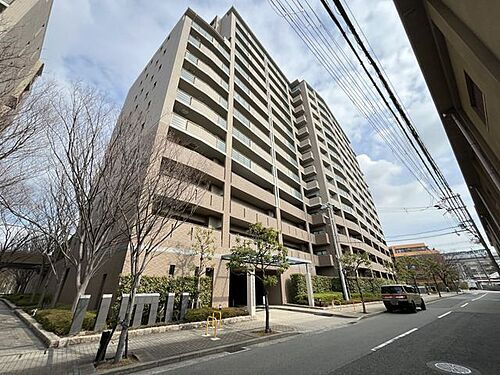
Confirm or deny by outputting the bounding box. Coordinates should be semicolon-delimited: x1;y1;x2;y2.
435;363;471;374
427;361;480;375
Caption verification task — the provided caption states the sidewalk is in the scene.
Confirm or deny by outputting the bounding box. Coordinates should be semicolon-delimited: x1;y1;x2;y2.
0;316;297;375
0;300;45;356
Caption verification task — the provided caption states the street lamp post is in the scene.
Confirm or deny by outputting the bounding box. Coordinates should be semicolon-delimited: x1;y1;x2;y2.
321;203;350;301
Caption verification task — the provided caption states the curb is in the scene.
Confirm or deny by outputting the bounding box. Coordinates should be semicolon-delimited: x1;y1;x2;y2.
98;330;298;374
269;305;358;319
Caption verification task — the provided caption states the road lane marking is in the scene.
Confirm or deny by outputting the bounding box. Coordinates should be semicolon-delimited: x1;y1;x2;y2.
438;311;452;319
460;303;469;308
471;294;487;301
371;328;418;352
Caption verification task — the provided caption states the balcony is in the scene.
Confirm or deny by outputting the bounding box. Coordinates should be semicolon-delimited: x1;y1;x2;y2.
233;127;272;165
314;232;330;245
169;114;226;155
302;165;317;177
184;50;228;92
172;145;225;182
294;105;305;116
304;180;320;192
231;172;275;206
310;213;327;226
230;200;278;229
280;199;308;221
179;68;227;112
301;151;314;164
231;149;274;185
278;180;303;203
187;35;229;78
233;109;270;143
298;138;312;151
175;90;227;136
197;190;224;213
297;126;309;139
316;254;335;267
307;196;323;208
295;115;307;126
281;222;310;243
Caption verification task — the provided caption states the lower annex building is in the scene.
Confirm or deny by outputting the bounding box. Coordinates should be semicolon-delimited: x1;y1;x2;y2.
56;7;394;309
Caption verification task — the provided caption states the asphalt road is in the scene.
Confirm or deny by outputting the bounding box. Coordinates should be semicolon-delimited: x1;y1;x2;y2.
144;291;500;375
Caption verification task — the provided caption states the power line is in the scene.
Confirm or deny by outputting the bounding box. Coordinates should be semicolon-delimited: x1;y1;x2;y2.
386;226;460;239
386;229;468;243
267;0;499;273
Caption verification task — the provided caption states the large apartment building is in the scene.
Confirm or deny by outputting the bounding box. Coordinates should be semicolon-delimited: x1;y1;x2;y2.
66;7;394;309
0;0;53;114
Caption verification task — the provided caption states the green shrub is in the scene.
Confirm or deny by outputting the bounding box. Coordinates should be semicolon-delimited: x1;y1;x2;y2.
313;292;343;306
34;309;96;336
288;274;391;305
183;307;248;323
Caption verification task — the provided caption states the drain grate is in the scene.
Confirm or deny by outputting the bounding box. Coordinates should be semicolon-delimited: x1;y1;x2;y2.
427;361;479;375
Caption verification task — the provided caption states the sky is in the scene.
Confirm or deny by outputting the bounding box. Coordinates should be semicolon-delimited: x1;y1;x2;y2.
41;0;487;253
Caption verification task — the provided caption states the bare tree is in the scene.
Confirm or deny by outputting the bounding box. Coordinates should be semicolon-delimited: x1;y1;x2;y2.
112;123;206;363
44;82;132;312
0;208;32;272
191;227;216;308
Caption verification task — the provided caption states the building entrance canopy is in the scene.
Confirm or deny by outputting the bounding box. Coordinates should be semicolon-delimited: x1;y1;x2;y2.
220;254;312;266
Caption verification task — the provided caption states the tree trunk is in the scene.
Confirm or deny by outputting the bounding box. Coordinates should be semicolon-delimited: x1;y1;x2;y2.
355;276;366;314
114;274;141;363
72;276;90;313
432;274;441;297
195;274;201;309
264;288;271;333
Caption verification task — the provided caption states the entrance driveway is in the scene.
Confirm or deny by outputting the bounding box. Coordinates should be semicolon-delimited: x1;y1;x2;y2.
255;307;357;332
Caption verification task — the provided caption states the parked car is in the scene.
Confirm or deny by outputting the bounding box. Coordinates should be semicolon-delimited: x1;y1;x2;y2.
381;284;426;313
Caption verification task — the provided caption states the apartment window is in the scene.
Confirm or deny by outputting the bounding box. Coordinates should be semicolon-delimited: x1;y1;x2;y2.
168;264;176;276
465;72;487;124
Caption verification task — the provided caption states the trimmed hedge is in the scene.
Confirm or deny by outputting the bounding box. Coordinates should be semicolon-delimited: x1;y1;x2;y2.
183;307;248;323
34;309;96;336
117;274;212;308
289;274;393;305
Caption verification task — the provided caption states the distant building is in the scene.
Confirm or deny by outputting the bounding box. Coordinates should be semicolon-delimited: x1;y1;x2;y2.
0;0;53;113
394;1;500;258
389;243;439;259
443;249;499;280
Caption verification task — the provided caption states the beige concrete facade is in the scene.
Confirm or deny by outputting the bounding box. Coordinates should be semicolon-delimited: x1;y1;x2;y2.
68;7;394;309
0;0;53;113
394;1;500;258
389;243;440;258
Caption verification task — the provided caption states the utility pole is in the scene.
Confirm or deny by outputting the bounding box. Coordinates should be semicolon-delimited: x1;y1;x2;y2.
322;203;350;301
